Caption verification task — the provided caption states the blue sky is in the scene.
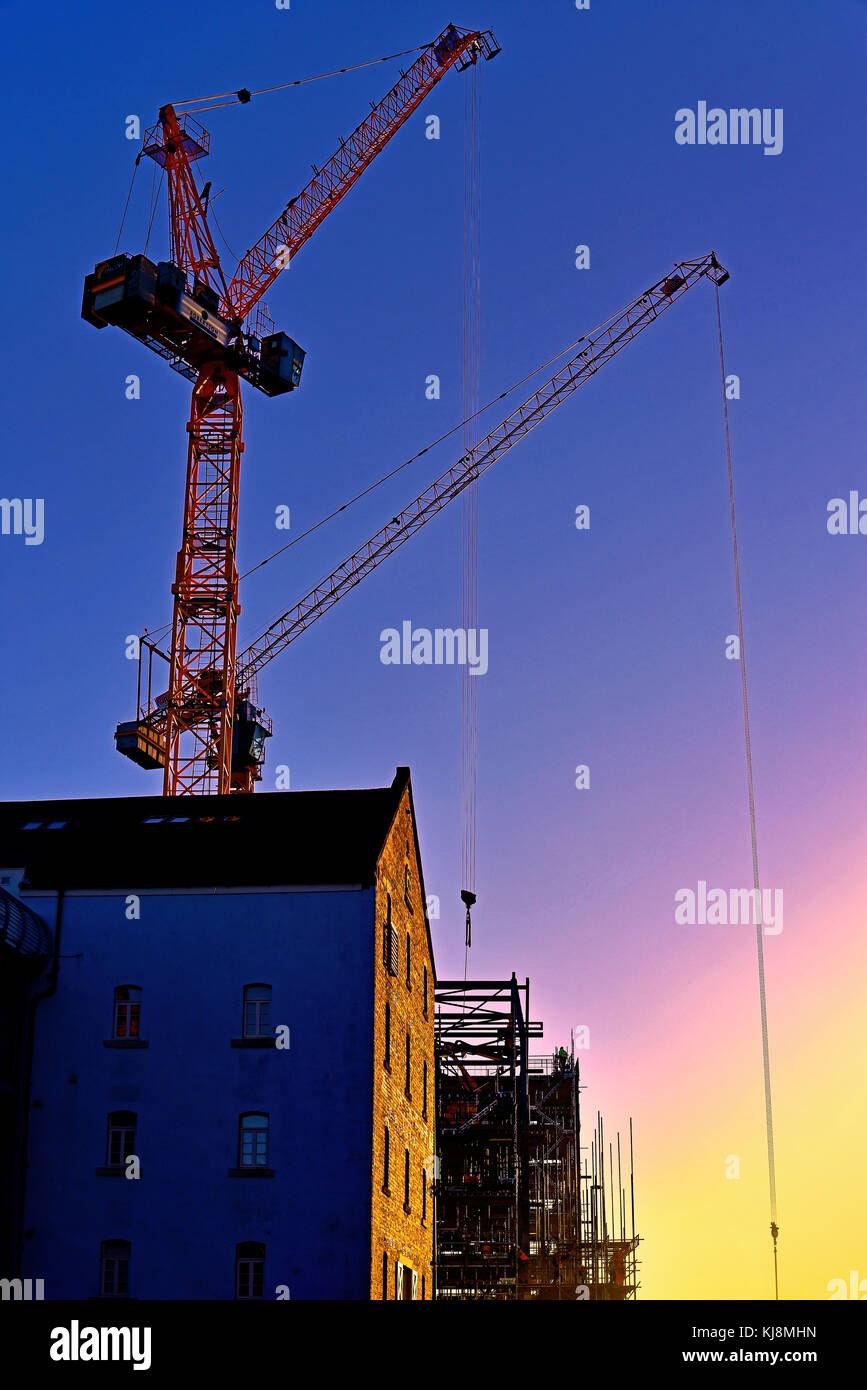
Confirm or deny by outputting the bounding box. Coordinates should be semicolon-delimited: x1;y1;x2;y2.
3;0;864;957
2;3;866;1292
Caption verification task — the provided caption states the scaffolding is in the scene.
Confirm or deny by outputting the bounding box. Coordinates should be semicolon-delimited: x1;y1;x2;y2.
434;976;640;1300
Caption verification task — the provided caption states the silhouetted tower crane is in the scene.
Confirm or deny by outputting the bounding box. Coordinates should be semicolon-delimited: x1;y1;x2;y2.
82;24;500;795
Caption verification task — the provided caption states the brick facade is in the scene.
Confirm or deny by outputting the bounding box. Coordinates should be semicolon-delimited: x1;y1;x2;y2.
369;778;436;1299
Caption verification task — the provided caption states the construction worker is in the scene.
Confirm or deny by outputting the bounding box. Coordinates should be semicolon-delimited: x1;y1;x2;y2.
556;1046;569;1072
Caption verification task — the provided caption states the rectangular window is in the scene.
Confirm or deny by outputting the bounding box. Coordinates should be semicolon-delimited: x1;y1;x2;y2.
239;1113;269;1167
236;1243;265;1299
396;1262;414;1300
423;965;428;1018
387;925;399;977
383;1126;390;1193
243;984;272;1038
405;1032;411;1099
404;863;412;910
382;1251;389;1301
100;1240;130;1297
422;1165;427;1223
106;1113;136;1168
403;1147;411;1213
423;1060;428;1119
113;986;141;1039
384;1002;391;1068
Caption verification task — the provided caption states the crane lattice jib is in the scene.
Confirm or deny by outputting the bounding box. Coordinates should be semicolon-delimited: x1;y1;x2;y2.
236;255;729;684
225;25;495;321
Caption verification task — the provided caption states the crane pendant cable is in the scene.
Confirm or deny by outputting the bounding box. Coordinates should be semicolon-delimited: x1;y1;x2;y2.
461;60;481;978
715;283;780;1299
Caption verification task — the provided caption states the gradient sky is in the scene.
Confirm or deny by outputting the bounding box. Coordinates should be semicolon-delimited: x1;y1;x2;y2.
2;0;865;1299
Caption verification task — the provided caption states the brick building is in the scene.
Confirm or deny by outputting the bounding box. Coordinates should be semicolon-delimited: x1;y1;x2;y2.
0;767;434;1300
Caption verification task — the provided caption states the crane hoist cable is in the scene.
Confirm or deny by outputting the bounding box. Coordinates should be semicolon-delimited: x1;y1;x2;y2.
714;283;780;1299
461;57;481;977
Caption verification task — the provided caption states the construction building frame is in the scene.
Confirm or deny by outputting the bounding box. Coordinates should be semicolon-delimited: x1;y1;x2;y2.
434;976;639;1299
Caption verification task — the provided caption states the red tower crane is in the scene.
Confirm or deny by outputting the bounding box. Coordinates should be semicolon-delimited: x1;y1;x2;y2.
82;24;501;795
124;254;730;778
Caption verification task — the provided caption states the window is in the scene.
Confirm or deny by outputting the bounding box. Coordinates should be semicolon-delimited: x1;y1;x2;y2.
383;894;399;975
423;965;428;1018
404;862;412;910
395;1261;415;1300
422;1167;427;1224
381;1251;389;1301
113;985;141;1040
239;1113;269;1168
100;1239;130;1297
106;1112;136;1168
383;1126;390;1193
386;925;399;976
423;1060;428;1119
422;1274;426;1300
406;932;411;988
235;1242;264;1299
404;1032;411;1099
242;984;272;1038
403;1148;411;1213
384;1002;391;1069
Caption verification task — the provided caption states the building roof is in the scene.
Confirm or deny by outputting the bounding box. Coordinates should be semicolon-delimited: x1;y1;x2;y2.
0;769;413;892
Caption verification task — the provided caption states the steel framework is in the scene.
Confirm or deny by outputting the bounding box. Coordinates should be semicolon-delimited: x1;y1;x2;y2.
434;978;640;1299
164;364;245;795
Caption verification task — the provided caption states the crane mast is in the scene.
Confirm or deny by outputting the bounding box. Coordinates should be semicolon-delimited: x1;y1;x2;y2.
82;25;499;794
